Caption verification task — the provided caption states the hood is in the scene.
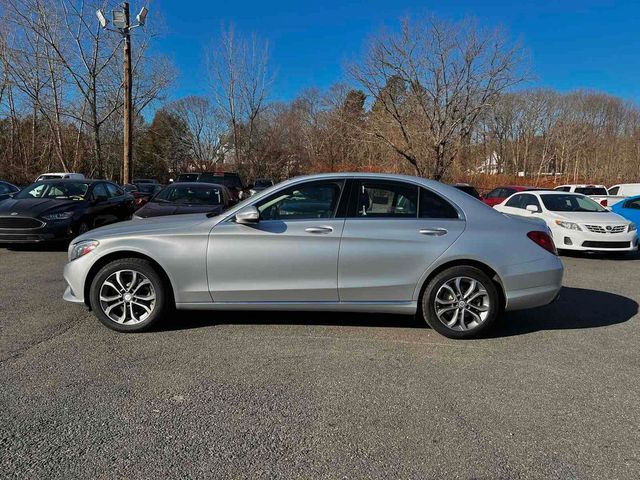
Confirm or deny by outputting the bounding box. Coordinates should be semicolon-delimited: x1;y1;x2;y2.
137;202;224;218
548;211;629;224
0;197;84;218
74;212;222;243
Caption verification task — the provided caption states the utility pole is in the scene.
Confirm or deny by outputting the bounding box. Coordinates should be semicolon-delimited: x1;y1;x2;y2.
122;2;133;184
96;4;148;184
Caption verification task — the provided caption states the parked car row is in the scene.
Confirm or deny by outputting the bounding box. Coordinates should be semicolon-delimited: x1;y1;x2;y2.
0;171;275;243
452;182;640;254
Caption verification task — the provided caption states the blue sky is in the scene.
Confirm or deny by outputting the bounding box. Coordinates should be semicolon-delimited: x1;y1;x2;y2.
150;0;640;102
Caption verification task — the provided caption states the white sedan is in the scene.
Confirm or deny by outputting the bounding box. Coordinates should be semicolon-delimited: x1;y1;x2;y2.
495;191;638;252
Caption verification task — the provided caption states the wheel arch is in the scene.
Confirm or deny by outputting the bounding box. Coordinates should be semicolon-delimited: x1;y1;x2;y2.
83;251;176;309
416;259;506;311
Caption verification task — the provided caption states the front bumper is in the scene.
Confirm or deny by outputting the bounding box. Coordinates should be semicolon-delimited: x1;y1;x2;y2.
0;221;74;243
63;252;95;305
551;227;638;252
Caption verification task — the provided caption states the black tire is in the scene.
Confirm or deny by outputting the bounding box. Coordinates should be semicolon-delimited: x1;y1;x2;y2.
89;258;169;332
420;266;500;339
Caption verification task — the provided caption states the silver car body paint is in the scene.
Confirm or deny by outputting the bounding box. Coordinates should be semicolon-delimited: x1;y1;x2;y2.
63;173;563;315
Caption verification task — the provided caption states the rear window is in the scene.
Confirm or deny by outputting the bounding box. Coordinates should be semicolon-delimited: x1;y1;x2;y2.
574;187;607;196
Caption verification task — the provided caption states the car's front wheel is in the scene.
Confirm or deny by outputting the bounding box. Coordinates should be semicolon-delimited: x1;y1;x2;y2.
89;258;169;332
421;266;500;339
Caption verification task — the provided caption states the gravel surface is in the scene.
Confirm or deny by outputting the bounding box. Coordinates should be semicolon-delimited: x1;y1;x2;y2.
1;246;639;479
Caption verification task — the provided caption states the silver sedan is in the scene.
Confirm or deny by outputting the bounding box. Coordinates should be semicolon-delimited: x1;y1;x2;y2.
63;173;563;339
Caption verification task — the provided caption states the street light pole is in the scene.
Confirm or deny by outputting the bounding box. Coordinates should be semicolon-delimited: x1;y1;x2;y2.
122;2;133;184
96;3;148;184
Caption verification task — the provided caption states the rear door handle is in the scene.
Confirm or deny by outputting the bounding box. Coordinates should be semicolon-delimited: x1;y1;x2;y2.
419;228;447;236
305;226;334;234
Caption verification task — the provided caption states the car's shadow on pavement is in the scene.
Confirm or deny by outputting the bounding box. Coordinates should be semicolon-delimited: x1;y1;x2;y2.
491;286;638;338
157;286;637;336
157;309;422;332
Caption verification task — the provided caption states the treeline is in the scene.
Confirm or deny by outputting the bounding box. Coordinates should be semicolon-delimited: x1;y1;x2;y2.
1;3;638;186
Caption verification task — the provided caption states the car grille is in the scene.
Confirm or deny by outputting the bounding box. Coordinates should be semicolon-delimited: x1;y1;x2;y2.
582;241;630;249
0;217;44;229
584;224;626;234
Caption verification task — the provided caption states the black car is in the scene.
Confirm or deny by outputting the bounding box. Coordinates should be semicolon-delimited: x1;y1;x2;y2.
0;180;134;243
248;178;274;196
134;182;232;219
132;178;160;184
0;181;20;201
451;183;482;200
175;172;245;203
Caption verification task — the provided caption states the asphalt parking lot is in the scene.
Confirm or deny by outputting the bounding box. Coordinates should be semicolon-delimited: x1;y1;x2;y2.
1;247;639;479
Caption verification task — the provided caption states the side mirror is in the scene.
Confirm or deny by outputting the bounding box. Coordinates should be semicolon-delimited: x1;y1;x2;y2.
235;206;260;224
525;204;540;213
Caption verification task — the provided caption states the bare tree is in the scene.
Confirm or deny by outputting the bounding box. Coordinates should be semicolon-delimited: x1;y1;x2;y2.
208;24;272;176
351;15;527;179
167;96;225;169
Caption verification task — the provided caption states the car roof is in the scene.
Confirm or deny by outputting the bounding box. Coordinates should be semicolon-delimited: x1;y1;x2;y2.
519;190;582;196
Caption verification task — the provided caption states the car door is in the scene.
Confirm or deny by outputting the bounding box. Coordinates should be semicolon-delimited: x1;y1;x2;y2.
105;183;133;220
338;179;465;302
484;188;505;207
86;183;113;228
208;179;347;302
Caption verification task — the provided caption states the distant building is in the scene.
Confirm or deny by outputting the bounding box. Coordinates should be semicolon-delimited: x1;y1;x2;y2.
476;152;502;175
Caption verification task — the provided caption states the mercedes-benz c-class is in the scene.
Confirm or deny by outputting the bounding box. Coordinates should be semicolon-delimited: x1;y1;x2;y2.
63;173;563;339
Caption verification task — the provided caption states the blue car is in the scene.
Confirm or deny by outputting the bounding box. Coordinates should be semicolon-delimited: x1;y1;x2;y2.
612;195;640;225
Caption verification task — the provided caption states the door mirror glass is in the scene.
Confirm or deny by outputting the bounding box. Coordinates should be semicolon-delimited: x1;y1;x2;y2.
526;204;540;213
235;206;260;224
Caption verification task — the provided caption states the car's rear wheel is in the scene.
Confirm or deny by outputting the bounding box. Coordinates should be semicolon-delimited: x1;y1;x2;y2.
421;266;500;339
89;258;169;332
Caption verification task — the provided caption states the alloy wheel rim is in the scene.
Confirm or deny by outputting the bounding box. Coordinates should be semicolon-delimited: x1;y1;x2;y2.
99;270;156;325
434;276;490;331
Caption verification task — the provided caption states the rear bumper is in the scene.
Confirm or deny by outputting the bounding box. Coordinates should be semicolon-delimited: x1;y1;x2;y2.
502;254;564;311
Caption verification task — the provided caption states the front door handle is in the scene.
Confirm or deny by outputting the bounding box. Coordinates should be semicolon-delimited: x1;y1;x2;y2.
419;228;447;236
305;226;334;234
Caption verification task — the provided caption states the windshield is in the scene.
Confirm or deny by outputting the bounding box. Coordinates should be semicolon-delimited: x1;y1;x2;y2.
574;187;608;196
198;174;243;189
153;185;223;205
541;194;607;212
15;181;89;200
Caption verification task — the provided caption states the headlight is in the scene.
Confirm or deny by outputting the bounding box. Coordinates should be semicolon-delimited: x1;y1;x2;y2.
43;211;74;221
555;220;582;231
629;223;637;232
69;240;99;261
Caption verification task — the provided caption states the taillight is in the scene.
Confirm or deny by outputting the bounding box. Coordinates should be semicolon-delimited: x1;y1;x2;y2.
600;199;608;207
527;231;558;256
